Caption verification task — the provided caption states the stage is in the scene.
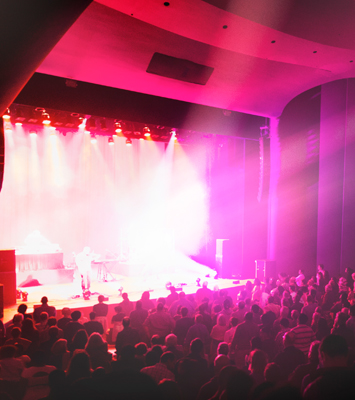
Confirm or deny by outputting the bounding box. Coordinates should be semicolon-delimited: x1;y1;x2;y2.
4;265;250;324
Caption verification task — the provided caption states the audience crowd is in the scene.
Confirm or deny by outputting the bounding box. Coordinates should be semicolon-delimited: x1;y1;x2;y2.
1;265;355;400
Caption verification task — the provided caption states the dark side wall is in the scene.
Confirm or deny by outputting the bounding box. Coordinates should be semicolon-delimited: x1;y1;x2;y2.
275;78;355;279
275;86;321;277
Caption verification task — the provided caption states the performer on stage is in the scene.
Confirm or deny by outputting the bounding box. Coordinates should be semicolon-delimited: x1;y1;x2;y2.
75;246;97;294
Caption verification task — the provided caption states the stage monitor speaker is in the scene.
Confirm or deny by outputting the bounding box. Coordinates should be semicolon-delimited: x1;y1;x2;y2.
216;239;240;279
0;272;16;307
0;249;16;272
255;259;276;282
0;249;16;307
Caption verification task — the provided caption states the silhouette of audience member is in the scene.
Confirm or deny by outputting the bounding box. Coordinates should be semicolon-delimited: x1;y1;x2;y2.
184;314;211;350
273;331;306;381
141;351;176;383
141;291;155;311
224;317;238;345
303;335;355;400
35;312;49;342
113;344;145;372
232;301;247;322
33;297;56;323
331;312;355;349
231;312;259;369
6;314;23;340
110;305;125;343
223;368;254;400
49;339;70;370
0;344;25;381
41;369;68;400
289;340;320;390
290;313;316;355
63;311;84;346
115;317;140;356
130;300;149;331
66;349;92;385
196;282;213;305
21;350;56;400
247;349;268;387
264;296;281;318
4;326;31;351
69;329;88;353
167;286;179;307
17;304;31;320
159;378;181;400
92;295;108;333
57;307;71;330
40;326;61;362
301;296;318;325
274;318;290;352
101;370;160;400
251;304;262;325
198;302;213;333
85;332;112;371
196;355;230;400
143;302;175;340
21;317;40;344
84;312;104;337
173;307;194;345
169;292;195;318
118;292;134;316
164;334;183;360
184;338;209;382
135;342;148;363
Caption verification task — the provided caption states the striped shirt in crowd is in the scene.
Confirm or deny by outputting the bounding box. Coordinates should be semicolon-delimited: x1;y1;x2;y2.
290;324;316;355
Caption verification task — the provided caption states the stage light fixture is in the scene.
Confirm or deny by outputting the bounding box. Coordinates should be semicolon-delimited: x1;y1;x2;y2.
108;136;114;146
115;122;122;134
143;126;151;137
64;115;76;128
14;108;26;123
2;108;11;120
126;138;132;146
78;117;86;129
4;123;12;133
42;112;51;125
90;134;97;143
88;117;96;131
139;137;144;141
30;130;37;137
28;108;41;124
100;118;108;131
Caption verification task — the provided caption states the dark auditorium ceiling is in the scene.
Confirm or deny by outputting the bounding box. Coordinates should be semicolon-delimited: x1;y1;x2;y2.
35;0;355;118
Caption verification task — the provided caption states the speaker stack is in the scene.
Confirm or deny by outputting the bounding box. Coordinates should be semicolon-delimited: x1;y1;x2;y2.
0;250;17;315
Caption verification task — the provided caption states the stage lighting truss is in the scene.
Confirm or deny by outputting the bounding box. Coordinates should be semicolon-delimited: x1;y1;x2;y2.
4;104;205;144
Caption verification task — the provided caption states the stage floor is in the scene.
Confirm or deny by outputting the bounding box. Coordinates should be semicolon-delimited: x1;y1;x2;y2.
4;269;250;323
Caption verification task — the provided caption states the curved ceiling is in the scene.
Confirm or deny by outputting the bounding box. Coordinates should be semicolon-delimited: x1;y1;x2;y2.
36;0;355;117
